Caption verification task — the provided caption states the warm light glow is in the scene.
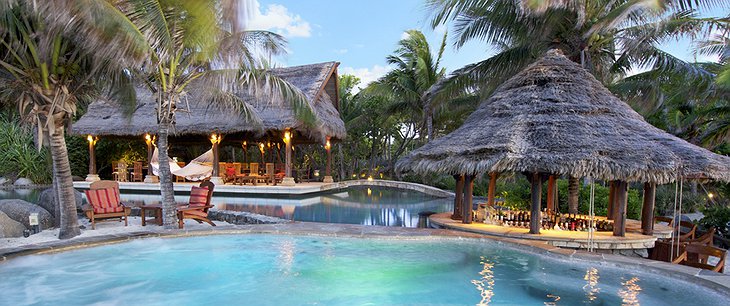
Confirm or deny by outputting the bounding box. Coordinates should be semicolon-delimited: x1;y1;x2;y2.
708;193;714;199
144;133;151;142
367;176;373;181
472;256;495;305
242;141;247;147
352;174;356;178
259;143;265;153
324;139;331;150
314;170;320;177
284;130;291;143
367;188;372;196
210;133;221;144
86;135;98;145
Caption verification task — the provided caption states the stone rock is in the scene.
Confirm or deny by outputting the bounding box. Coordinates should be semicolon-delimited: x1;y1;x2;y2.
37;188;85;226
0;199;54;230
13;177;34;187
0;177;9;186
0;211;26;238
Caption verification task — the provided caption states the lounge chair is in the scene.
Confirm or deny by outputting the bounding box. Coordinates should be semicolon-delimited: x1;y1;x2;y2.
83;180;131;229
676;244;727;273
177;181;215;229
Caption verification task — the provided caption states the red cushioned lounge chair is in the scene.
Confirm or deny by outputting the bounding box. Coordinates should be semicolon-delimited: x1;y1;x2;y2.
83;180;131;229
177;181;215;229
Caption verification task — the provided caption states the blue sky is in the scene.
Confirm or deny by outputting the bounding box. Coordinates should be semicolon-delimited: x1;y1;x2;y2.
247;0;726;89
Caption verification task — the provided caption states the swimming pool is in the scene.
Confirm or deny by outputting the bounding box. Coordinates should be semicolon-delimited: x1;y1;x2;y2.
0;234;726;305
122;186;453;227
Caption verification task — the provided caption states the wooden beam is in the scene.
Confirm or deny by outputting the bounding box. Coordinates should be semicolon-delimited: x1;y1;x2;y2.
613;180;628;237
452;174;464;220
641;182;656;235
462;175;474;224
530;172;542;234
607;181;615;220
546;175;555;212
487;172;498;207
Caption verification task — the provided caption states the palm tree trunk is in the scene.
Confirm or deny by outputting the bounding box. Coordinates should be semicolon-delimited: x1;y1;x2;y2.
49;127;81;239
568;176;579;214
157;122;178;229
424;104;433;142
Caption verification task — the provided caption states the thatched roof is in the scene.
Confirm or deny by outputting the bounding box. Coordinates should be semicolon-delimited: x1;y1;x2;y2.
396;50;730;184
72;62;345;142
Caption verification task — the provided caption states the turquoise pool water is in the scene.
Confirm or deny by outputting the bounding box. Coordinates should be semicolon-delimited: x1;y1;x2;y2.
0;235;726;305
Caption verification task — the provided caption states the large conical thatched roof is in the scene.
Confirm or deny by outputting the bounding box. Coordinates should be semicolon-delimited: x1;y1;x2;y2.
72;62;345;142
396;50;730;184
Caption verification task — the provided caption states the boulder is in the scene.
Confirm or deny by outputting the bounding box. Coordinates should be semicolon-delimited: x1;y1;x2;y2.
0;199;54;230
13;177;34;187
0;211;26;238
0;177;10;186
37;188;85;227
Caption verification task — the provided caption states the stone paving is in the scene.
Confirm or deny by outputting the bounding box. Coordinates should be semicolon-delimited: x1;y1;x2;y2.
0;221;728;297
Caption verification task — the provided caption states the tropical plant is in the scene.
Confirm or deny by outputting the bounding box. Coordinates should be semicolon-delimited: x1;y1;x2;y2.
43;0;311;229
0;1;138;238
0;116;52;184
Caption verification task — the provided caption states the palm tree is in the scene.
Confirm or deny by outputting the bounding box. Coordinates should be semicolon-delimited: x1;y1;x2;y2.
427;0;718;94
43;0;310;229
370;30;449;142
0;1;138;239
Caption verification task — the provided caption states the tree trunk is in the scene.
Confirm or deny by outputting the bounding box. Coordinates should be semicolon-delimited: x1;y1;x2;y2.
157;122;178;229
49;127;81;239
424;103;433;142
568;176;579;214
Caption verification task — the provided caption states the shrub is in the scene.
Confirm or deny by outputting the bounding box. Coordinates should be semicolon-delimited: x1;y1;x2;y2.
0;117;52;184
699;205;730;238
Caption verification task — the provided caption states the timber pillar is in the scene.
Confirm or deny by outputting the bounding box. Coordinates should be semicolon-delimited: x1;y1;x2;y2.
452;174;464;220
282;130;295;186
85;135;100;182
613;180;628;237
641;182;656;235
529;172;542;234
462;175;474;224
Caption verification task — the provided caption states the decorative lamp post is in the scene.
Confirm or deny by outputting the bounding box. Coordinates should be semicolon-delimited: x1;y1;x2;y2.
209;133;224;185
85;135;100;182
281;129;296;186
259;142;265;168
143;133;159;183
323;137;334;183
242;141;248;164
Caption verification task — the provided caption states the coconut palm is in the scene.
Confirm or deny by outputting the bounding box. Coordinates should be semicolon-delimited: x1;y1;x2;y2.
41;0;310;229
427;0;719;94
0;1;142;239
370;30;449;142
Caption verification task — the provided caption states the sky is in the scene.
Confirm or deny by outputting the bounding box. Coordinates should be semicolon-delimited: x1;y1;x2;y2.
245;0;727;90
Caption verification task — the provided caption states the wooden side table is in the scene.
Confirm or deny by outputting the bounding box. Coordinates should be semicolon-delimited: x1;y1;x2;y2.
140;204;163;226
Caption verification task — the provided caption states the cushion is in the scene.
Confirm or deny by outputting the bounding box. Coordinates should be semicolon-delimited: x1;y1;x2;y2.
85;188;124;214
189;186;209;207
184;209;209;218
225;167;236;177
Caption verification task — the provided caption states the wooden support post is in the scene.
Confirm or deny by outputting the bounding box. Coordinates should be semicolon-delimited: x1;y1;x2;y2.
607;181;615;220
546;175;555;212
530;172;542;234
452;174;464;220
613;180;628;237
87;136;97;175
242;141;248;164
323;137;333;183
487;172;498;206
282;130;295;186
641;182;656;235
462;175;474;224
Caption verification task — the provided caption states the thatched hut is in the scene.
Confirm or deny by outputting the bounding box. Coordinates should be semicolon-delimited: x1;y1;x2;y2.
397;49;730;236
73;62;345;184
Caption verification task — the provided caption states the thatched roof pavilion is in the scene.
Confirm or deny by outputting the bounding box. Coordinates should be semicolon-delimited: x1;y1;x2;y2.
397;49;730;237
396;50;730;184
72;62;345;143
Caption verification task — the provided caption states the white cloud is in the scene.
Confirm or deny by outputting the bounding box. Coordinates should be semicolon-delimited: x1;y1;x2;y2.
340;65;391;93
333;49;349;55
245;1;311;38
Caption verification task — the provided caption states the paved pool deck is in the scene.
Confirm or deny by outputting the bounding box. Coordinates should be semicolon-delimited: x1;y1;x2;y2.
1;221;728;297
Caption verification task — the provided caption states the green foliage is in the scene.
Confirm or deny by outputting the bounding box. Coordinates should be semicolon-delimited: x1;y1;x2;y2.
65;135;89;178
699;205;730;238
496;176;531;210
654;184;707;215
0;117;51;183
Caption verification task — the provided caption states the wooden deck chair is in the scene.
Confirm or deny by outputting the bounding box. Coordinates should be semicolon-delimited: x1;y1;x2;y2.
675;220;697;240
177;181;215;229
131;161;144;182
265;163;276;185
676;244;726;273
249;162;259;175
83;180;131;229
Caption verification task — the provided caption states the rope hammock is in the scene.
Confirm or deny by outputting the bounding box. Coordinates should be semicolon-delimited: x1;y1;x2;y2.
670;174;685;261
150;148;214;181
587;177;596;252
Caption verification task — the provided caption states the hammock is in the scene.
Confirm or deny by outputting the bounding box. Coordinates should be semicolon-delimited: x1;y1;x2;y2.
150;148;214;181
172;149;214;181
